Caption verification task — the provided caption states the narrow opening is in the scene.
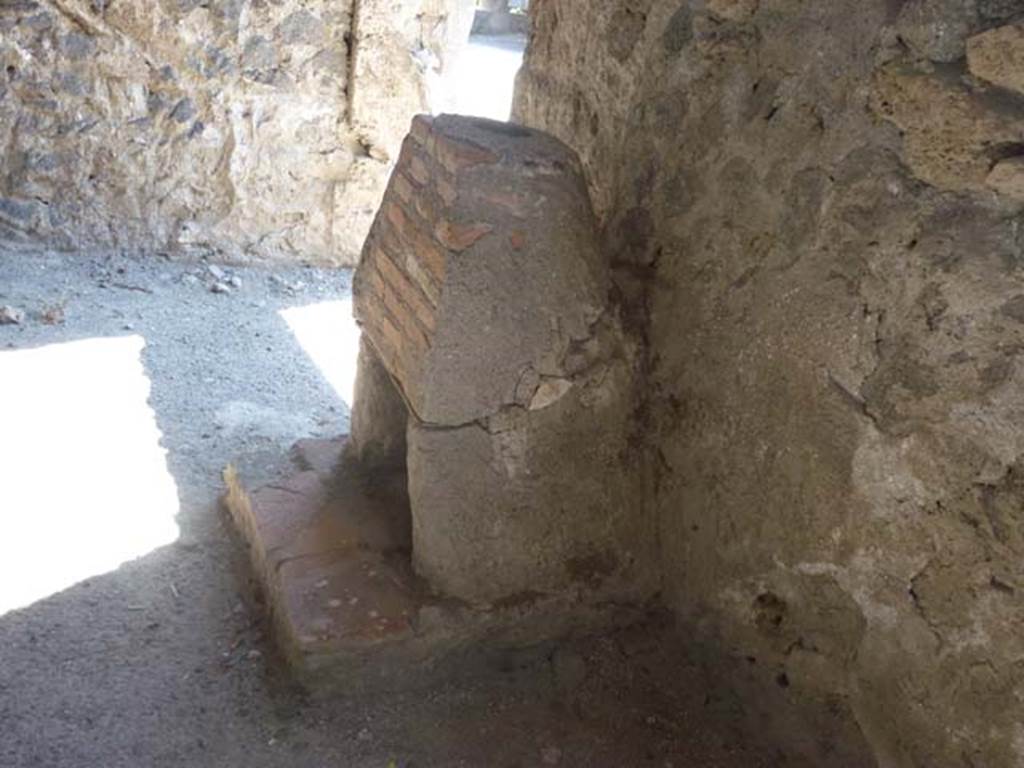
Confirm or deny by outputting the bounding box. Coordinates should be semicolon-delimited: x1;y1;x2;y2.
437;0;529;121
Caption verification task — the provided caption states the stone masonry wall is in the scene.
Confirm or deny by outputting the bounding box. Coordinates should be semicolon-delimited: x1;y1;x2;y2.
0;0;472;264
517;1;1024;766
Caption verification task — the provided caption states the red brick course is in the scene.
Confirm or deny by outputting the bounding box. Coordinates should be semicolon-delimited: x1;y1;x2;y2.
355;114;500;411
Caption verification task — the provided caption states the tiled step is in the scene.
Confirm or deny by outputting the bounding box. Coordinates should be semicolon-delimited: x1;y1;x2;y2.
223;438;648;693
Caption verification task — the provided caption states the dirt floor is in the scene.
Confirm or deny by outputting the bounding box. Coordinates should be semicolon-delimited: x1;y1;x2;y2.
0;250;773;767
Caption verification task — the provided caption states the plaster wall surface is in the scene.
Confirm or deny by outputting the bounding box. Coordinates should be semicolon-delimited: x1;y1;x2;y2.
516;1;1024;765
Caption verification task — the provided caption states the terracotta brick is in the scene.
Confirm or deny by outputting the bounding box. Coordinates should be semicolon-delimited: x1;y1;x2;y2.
436;177;458;207
375;248;437;333
393;173;415;204
479;188;531;218
410;228;448;284
395;138;419;174
434;133;500;174
409;114;434;145
382;201;448;285
380;226;441;305
385;200;410;235
435;219;493;252
408;154;431;185
414;188;441;224
365;303;411;384
368;266;431;359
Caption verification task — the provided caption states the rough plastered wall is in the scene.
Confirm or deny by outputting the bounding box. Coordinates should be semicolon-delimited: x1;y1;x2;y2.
0;0;472;264
517;1;1024;765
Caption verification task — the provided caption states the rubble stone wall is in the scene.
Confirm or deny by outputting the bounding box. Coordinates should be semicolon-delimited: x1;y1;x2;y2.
516;1;1024;765
0;0;472;264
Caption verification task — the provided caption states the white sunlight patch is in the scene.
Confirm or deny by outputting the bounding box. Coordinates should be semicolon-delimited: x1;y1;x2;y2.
0;336;180;616
279;299;360;407
448;35;527;121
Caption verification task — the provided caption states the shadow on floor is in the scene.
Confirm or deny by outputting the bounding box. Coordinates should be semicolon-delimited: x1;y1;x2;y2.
0;251;775;767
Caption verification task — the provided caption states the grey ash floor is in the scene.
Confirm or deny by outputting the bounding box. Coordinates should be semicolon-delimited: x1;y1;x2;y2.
0;250;769;768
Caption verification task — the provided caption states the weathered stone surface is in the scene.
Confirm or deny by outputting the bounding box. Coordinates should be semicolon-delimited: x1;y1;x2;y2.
967;23;1024;94
0;305;25;325
353;114;656;605
986;155;1024;200
706;0;759;21
347;336;408;470
0;0;471;264
406;358;650;604
872;63;1024;192
517;1;1024;765
895;0;979;61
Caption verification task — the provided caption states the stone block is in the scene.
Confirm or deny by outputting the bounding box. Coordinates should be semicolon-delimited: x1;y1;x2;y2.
986;156;1024;201
968;23;1024;95
348;337;408;470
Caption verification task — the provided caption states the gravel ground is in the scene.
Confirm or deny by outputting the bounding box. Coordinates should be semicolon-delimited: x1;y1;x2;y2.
0;250;771;768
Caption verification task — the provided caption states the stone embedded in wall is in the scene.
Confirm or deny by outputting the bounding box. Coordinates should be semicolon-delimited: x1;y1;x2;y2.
986;156;1024;200
0;0;471;264
872;63;1024;192
894;0;979;62
967;23;1024;95
353;114;654;605
706;0;759;22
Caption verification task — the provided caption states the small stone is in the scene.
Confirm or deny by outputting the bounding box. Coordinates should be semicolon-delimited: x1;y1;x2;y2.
207;264;227;280
181;274;201;287
356;727;372;742
327;598;343;608
529;378;573;411
541;746;562;765
551;647;587;692
0;305;25;325
211;281;232;294
228;275;242;289
247;649;262;660
986;156;1024;201
41;304;65;325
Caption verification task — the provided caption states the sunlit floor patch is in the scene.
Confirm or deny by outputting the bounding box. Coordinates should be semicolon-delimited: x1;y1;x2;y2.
0;335;180;616
446;34;528;121
280;299;360;407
